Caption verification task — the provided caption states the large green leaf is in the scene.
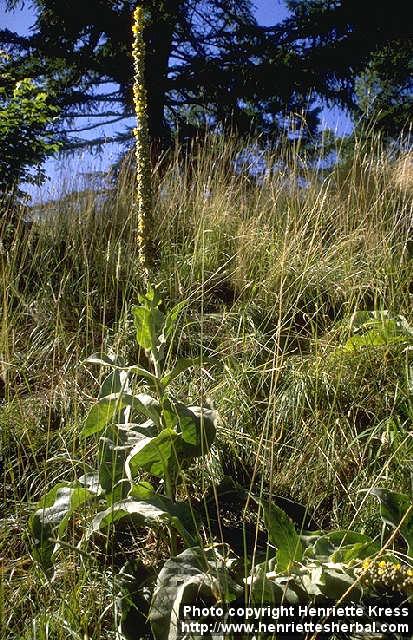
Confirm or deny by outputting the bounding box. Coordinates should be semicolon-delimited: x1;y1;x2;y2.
249;573;305;605
342;331;401;352
126;365;158;386
98;425;129;494
313;564;362;601
259;501;303;571
371;487;413;556
304;530;378;563
311;530;372;558
85;353;157;386
132;289;165;355
82;394;125;438
98;370;129;399
332;541;380;563
129;480;155;500
116;560;155;640
29;483;93;570
164;300;187;341
159;401;216;460
126;393;161;427
126;428;180;478
82;392;161;438
150;548;208;640
150;545;241;640
132;307;158;351
341;315;413;353
250;559;361;604
91;496;198;546
177;404;217;459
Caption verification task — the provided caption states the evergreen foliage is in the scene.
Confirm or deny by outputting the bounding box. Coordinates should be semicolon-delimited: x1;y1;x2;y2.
285;0;413;137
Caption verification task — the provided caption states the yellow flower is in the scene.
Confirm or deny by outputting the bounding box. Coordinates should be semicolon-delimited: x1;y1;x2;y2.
131;3;153;279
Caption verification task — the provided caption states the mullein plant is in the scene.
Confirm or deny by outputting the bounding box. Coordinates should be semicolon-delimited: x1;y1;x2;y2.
132;5;153;282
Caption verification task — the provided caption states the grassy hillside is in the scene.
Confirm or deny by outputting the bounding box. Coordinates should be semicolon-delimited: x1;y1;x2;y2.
1;134;412;638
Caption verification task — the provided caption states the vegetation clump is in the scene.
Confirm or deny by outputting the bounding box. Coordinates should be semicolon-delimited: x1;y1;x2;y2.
0;52;60;200
26;295;413;640
0;3;412;637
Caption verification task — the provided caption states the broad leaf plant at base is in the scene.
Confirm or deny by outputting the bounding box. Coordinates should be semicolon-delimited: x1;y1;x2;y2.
29;291;413;639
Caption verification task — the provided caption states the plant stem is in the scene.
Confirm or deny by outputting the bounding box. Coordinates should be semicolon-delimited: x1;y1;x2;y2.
165;468;178;556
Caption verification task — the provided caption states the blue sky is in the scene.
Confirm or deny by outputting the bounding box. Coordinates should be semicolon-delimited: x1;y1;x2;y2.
0;0;291;28
1;0;353;198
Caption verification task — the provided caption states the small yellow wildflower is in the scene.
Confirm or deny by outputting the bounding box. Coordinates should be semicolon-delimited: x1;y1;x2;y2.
356;559;413;596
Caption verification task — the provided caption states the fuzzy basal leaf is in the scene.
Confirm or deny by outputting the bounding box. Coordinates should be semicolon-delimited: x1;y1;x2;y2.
85;353;157;385
178;404;217;458
126;428;181;478
99;426;128;494
99;370;130;399
29;483;94;570
371;487;413;556
82;394;126;438
150;545;241;640
258;501;303;571
90;496;197;546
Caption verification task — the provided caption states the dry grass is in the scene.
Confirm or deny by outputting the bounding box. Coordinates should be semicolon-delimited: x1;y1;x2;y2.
1;131;412;638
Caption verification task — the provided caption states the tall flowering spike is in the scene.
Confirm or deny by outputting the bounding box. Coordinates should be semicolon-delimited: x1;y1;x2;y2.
132;5;153;280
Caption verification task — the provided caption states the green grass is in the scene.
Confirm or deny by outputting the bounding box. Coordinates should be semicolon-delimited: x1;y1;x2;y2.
1;133;412;638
